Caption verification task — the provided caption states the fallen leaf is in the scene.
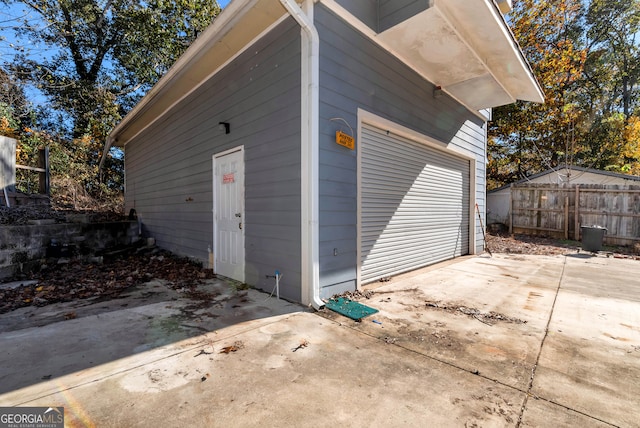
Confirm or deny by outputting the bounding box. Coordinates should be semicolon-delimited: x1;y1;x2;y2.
219;341;244;354
219;346;238;354
292;339;309;352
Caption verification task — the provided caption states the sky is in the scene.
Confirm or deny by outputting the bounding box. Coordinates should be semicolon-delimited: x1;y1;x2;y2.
1;0;233;118
1;0;233;66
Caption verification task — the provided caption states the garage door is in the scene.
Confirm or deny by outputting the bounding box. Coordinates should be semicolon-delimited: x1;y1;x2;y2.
360;123;470;283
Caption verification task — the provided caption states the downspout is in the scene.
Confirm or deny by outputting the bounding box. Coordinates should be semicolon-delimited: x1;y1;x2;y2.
99;136;115;171
278;0;323;309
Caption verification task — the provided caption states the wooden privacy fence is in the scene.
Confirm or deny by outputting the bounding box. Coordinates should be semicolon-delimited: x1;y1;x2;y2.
509;183;640;246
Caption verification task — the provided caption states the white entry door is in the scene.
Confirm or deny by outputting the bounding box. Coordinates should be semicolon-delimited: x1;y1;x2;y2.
213;147;245;282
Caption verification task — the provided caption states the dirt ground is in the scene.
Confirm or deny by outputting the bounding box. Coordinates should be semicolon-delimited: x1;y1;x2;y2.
485;231;640;257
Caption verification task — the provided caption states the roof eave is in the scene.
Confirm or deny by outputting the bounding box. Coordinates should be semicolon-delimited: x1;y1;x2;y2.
106;0;294;149
375;0;544;111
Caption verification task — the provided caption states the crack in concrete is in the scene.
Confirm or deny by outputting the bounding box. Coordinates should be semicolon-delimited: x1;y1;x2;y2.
514;256;566;427
329;256;622;427
514;256;619;428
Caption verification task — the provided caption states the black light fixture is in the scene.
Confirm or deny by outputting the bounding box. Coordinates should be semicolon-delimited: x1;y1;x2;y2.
219;121;230;134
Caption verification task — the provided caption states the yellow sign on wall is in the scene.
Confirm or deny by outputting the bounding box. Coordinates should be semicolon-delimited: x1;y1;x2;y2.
336;131;355;150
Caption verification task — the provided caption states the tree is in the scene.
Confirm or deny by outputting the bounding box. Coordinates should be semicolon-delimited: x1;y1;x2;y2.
0;66;33;134
585;0;640;120
578;0;640;173
3;0;221;138
0;1;221;209
488;0;587;188
489;0;640;188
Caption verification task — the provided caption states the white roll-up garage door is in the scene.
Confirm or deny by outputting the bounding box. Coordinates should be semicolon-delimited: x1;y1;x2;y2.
360;123;470;283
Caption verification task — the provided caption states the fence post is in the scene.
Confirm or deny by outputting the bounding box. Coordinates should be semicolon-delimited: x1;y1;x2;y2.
564;195;569;240
38;147;50;196
509;183;514;235
574;185;580;240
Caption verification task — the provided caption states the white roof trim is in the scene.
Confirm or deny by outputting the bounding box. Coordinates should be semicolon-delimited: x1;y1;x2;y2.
104;0;298;156
104;0;542;164
117;14;290;149
319;0;543;112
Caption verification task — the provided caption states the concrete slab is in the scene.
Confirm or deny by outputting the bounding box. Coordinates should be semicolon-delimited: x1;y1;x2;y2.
532;254;640;427
519;398;612;427
330;254;565;391
0;279;38;290
0;279;302;398
0;252;637;426
2;312;526;427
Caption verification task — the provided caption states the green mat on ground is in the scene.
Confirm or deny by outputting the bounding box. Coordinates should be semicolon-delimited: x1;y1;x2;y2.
325;297;378;320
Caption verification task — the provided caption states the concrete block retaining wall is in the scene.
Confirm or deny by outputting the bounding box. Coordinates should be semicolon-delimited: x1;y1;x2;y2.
0;220;140;279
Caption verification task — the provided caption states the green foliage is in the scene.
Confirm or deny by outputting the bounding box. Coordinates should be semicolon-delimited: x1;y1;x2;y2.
0;67;34;132
1;1;221;209
489;0;586;188
0;103;20;134
11;126;124;210
489;0;640;189
4;0;221;137
585;0;640;118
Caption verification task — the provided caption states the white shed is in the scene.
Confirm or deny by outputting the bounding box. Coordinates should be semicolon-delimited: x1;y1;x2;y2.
487;166;640;225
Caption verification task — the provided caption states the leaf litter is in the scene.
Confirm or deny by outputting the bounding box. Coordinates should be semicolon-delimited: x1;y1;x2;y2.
0;248;216;314
425;300;527;326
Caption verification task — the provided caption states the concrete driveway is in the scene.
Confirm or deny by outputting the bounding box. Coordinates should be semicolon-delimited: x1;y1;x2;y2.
0;252;638;427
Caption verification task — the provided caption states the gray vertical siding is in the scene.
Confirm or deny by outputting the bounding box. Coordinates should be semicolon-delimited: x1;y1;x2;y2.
316;4;487;295
125;18;303;301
